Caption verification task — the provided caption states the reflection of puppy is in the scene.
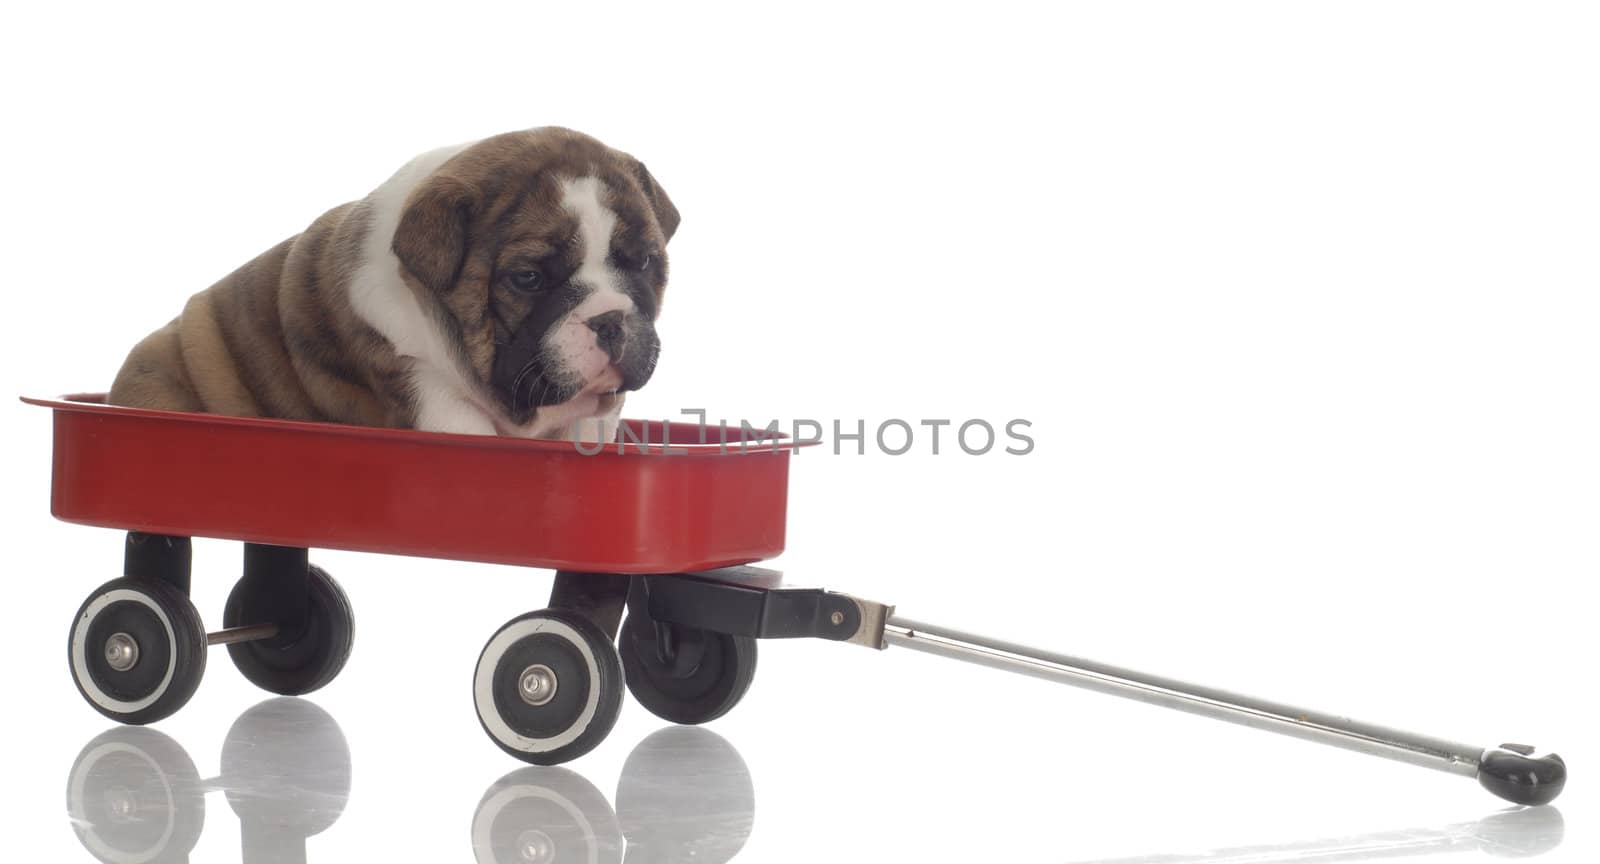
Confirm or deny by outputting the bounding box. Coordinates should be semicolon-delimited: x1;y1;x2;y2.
109;127;679;442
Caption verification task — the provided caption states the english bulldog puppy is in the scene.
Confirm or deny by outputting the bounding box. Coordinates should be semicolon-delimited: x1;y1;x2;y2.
109;127;678;442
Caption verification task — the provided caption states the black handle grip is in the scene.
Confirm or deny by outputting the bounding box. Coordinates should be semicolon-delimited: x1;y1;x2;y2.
1478;745;1566;806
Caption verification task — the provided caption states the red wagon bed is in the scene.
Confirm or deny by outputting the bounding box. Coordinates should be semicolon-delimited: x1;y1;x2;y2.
24;395;798;574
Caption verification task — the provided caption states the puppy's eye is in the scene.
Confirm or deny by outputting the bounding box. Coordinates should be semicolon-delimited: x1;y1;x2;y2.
617;250;654;272
508;270;544;293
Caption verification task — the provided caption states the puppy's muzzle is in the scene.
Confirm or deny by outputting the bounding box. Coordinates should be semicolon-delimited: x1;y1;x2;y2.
589;310;658;393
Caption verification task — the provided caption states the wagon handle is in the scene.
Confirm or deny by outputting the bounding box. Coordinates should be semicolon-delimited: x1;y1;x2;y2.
867;613;1566;806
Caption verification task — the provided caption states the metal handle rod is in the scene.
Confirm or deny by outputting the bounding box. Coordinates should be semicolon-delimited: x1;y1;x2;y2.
881;615;1566;805
885;615;1476;774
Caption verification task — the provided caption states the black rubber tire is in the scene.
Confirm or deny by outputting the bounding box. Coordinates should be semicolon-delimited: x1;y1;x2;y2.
473;609;624;766
66;726;207;864
617;614;757;726
68;577;207;725
471;767;622;864
223;564;354;695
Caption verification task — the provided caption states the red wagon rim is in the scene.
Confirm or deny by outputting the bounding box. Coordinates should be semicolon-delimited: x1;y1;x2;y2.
21;394;810;455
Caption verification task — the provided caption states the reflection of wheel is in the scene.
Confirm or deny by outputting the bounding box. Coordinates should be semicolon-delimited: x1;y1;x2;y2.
220;697;352;837
223;564;354;695
618;614;757;725
474;609;624;765
616;727;755;864
69;578;207;725
471;767;622;864
66;727;206;864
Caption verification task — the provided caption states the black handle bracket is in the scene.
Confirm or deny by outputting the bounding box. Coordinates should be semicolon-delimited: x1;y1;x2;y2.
633;568;892;648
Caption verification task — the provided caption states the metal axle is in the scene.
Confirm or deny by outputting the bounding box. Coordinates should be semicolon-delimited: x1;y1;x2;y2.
879;615;1565;806
206;623;280;647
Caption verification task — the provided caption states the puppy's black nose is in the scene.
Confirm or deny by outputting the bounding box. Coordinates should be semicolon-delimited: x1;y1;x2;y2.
586;310;626;359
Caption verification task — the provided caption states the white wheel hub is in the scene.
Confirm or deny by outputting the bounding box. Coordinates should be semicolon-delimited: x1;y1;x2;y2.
474;617;601;754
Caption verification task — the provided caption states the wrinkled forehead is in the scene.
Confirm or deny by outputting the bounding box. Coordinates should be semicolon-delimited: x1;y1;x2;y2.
452;135;661;257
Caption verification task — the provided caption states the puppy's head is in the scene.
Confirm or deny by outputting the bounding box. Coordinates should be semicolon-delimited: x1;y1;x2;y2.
390;127;679;435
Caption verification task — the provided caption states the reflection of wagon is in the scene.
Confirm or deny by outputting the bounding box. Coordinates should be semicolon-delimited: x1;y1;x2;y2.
67;698;350;864
29;394;1567;805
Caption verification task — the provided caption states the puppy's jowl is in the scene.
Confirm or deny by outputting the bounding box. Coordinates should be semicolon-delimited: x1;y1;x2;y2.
110;127;679;443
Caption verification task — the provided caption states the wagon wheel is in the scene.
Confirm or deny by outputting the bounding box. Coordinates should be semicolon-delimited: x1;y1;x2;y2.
474;609;624;765
223;564;354;695
68;578;208;725
617;613;757;725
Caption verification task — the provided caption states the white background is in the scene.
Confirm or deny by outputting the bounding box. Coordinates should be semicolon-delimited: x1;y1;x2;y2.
1;2;1595;861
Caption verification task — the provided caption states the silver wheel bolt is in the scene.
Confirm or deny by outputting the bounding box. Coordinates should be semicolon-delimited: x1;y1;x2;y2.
518;664;559;707
104;633;139;672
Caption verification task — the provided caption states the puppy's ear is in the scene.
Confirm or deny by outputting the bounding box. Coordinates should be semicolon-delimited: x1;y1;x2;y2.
633;161;680;243
393;175;477;293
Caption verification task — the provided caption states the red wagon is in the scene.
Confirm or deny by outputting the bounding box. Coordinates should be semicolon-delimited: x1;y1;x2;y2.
27;395;1567;805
